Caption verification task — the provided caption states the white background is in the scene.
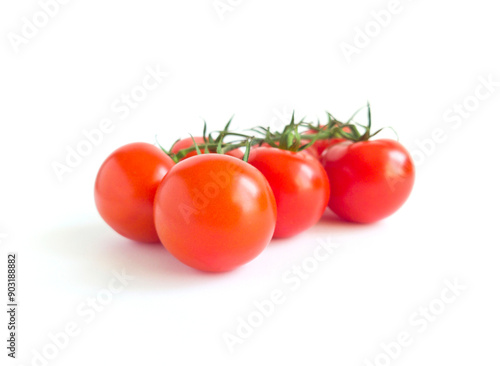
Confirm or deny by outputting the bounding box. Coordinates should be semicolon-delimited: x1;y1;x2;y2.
1;0;499;365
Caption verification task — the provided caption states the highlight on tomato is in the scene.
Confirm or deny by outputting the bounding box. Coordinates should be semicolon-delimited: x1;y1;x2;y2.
304;116;351;159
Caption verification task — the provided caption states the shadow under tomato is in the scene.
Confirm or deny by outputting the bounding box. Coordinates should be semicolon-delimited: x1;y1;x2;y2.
320;207;379;225
308;208;380;237
39;222;236;291
267;209;377;245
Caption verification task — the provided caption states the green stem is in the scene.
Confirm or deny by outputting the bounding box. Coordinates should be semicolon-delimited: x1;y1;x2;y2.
160;104;392;162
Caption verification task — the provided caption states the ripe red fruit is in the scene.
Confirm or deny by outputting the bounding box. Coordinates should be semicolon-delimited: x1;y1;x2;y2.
322;139;415;223
95;142;175;243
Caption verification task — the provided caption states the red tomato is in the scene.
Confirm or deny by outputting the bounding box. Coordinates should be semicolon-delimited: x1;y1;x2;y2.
154;154;277;272
321;139;415;223
304;125;349;159
247;147;330;238
95;142;175;243
172;136;244;160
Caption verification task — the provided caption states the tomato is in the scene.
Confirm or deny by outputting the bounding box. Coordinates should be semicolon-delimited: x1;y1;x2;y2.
321;139;415;223
304;125;349;159
247;147;330;238
171;136;244;160
95;142;175;243
154;154;277;272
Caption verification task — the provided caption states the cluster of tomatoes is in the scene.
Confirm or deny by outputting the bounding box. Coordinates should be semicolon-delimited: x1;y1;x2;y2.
94;106;415;272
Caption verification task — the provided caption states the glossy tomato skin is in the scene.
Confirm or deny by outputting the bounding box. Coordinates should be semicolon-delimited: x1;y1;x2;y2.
305;137;346;159
154;154;277;272
95;142;175;243
172;136;244;160
321;139;415;223
247;147;330;238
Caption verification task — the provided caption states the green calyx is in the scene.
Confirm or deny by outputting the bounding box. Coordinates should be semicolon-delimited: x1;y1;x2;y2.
157;102;396;163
